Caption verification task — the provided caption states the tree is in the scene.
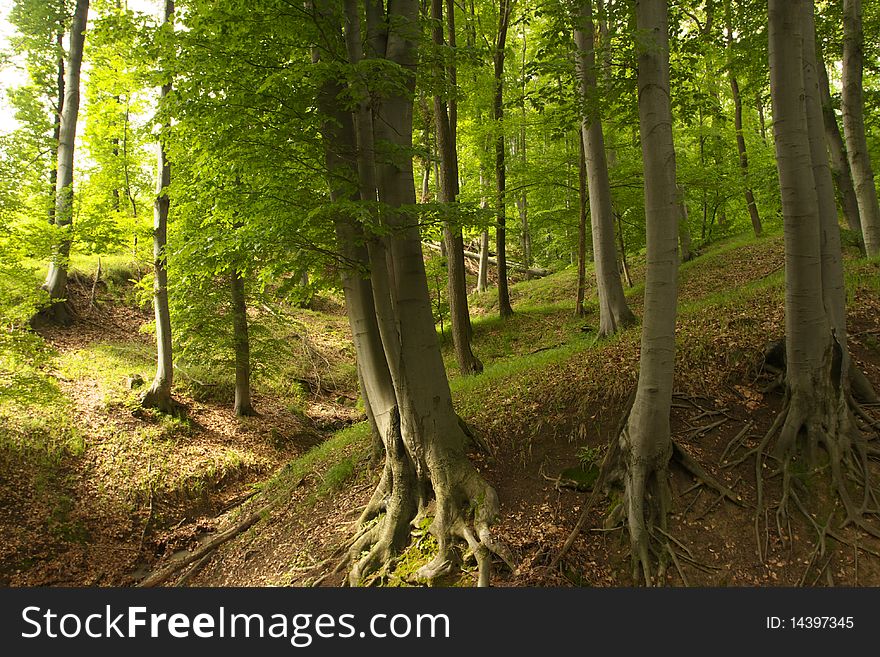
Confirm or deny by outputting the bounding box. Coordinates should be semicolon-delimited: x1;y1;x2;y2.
141;0;178;414
816;48;862;241
617;0;679;585
431;0;483;375
40;0;89;326
493;0;514;318
315;0;512;586
841;0;880;256
229;268;255;417
573;0;635;337
759;0;878;553
724;0;763;237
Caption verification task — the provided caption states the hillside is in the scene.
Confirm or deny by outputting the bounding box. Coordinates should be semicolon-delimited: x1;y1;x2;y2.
3;230;880;587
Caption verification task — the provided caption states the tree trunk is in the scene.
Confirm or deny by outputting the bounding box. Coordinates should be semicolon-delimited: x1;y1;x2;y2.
576;135;588;317
42;0;89;326
756;90;768;145
230;269;255;417
477;228;490;293
142;0;178;415
617;211;633;287
762;0;875;548
841;0;880;256
725;19;763;236
318;0;509;587
574;0;635;337
618;0;679;585
432;0;482;375
494;0;514;318
677;186;695;261
48;29;64;227
816;51;862;240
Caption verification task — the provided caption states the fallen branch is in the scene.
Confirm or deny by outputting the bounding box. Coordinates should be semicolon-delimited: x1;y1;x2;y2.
422;241;551;278
137;504;270;588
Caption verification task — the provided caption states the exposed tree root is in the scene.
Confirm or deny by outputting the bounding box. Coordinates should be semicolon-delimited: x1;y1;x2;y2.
753;386;880;564
339;440;514;587
141;385;186;418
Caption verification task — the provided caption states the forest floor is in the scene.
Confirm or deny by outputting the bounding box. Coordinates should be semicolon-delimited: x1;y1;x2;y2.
3;229;880;587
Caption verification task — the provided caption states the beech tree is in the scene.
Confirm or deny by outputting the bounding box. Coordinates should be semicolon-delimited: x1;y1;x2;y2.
493;0;514;318
761;0;878;547
573;0;634;336
314;0;512;585
41;0;88;326
841;0;880;256
431;0;483;375
615;0;679;585
141;0;178;414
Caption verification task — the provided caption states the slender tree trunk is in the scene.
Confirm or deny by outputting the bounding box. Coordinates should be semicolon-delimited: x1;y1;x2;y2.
803;3;877;403
842;0;880;256
618;0;679;585
432;0;482;375
725;7;763;237
756;90;768;145
142;0;178;415
229;269;255;416
617;210;633;287
576;135;588;317
42;0;89;326
816;51;862;240
677;186;695;261
494;0;513;318
574;0;634;336
48;30;64;226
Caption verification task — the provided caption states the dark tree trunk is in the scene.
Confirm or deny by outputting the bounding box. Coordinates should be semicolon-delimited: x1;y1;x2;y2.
576;135;588;317
494;0;513;318
230;270;256;416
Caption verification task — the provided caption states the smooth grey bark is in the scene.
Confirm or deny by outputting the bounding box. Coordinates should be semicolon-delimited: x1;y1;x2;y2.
803;3;877;404
494;0;513;318
477;230;490;292
576;136;587;317
763;0;874;542
816;53;862;239
619;0;678;585
142;0;178;415
574;0;634;336
317;0;509;587
48;29;64;226
230;269;255;417
842;0;880;256
42;0;89;326
432;0;482;375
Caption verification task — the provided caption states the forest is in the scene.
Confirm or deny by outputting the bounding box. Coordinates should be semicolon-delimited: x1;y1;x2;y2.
1;0;880;591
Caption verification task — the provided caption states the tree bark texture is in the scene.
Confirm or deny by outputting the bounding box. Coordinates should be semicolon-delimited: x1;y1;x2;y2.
574;0;634;336
763;0;875;545
619;0;679;585
432;0;482;375
842;0;880;256
816;52;862;239
230;270;255;416
315;0;509;587
42;0;89;325
494;0;514;318
142;0;177;415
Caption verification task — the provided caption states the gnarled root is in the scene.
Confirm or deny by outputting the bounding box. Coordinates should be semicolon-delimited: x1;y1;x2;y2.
342;450;514;587
754;388;880;563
